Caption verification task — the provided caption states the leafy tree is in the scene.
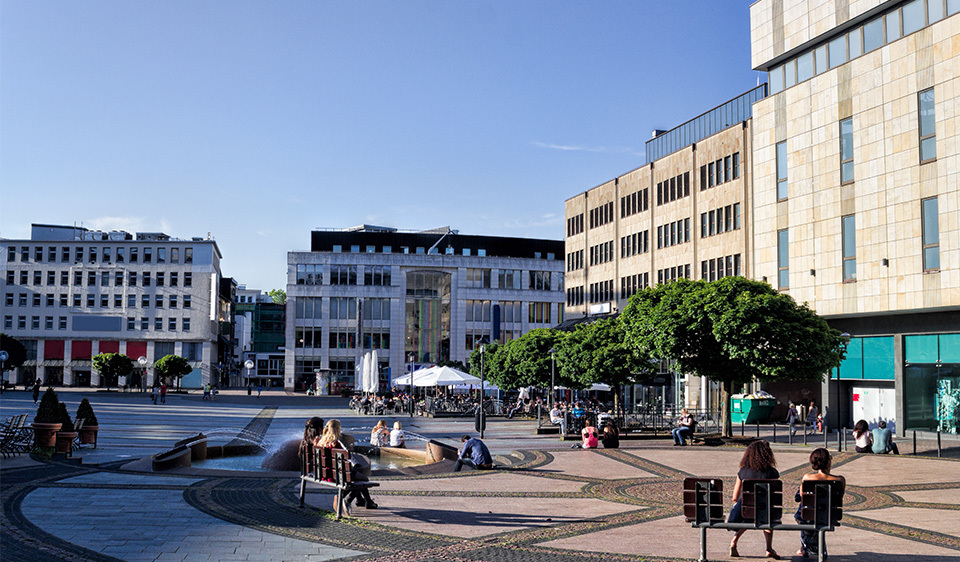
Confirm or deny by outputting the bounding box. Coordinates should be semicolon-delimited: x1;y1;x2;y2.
92;353;133;391
436;359;468;372
468;342;506;389
500;329;568;390
0;333;28;373
154;354;193;389
622;277;846;437
560;317;654;411
268;289;287;304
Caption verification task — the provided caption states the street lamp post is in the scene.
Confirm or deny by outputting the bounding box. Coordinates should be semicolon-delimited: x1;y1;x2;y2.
548;347;556;409
137;356;148;390
244;359;254;390
480;345;485;439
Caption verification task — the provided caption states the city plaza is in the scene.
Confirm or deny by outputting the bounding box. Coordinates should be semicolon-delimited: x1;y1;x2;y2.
1;389;958;562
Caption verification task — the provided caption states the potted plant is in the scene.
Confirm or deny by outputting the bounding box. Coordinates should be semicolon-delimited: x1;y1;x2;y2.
32;387;62;448
54;402;76;454
76;398;99;446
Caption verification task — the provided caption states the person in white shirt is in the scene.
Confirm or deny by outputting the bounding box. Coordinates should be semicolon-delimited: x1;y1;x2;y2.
550;405;567;435
389;421;405;448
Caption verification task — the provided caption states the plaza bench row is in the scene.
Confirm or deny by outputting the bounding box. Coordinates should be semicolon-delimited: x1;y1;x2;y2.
683;477;843;562
299;446;379;519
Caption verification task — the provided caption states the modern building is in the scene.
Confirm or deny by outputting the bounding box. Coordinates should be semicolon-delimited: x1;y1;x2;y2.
564;86;766;411
285;225;564;393
750;0;960;434
234;286;285;388
1;224;225;388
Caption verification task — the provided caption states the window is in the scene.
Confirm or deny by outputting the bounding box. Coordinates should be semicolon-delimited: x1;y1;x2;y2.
182;318;190;331
32;294;40;307
732;152;740;179
170;248;179;263
919;88;936;162
73;295;81;307
46;271;55;285
329;265;357;285
814;45;828;74
87;272;96;286
828;34;847;69
170;273;178;287
842;215;857;281
184;273;192;287
169;318;177;331
902;0;924;35
114;295;122;307
776;141;788;199
329;297;356;320
156;295;164;308
848;27;862;58
61;272;68;286
169;296;178;308
362;298;391;321
840;118;854;183
20;271;28;284
141;317;149;330
922;197;940;271
129;272;137;286
60;295;68;307
465;300;491;322
142;295;150;308
100;294;109;307
529;271;551;291
466;268;491;288
130;247;138;262
156;273;164;287
143;248;152;263
528;302;551;324
3;316;10;330
7;246;15;262
183;295;192;308
87;295;95;307
47;247;56;261
364;266;391;286
778;229;790;289
101;272;109;286
864;18;883;52
116;247;124;262
295;296;322;319
157;248;166;263
499;269;522;290
128;295;136;308
59;317;67;330
886;10;901;42
155;317;163;330
184;248;193;263
116;272;124;286
5;272;13;284
34;247;43;261
102;247;111;263
127;317;135;330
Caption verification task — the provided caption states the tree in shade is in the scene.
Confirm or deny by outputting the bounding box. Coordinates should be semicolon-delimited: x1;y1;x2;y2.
0;333;28;376
153;354;193;390
92;353;133;391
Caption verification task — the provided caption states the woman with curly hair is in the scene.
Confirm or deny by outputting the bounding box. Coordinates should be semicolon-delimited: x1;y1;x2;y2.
728;440;780;559
852;419;873;453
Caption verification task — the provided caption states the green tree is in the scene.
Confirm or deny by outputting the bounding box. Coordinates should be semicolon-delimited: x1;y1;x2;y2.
91;353;133;391
0;333;28;374
268;289;286;304
154;355;194;390
622;277;846;437
560;317;654;411
500;329;568;390
468;342;505;389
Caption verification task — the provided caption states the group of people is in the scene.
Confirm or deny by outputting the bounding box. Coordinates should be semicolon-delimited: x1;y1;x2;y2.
728;441;845;559
353;393;403;416
577;416;620;448
298;416;378;512
150;382;168;404
548;400;614;435
369;420;406;448
785;400;822;435
852;419;899;454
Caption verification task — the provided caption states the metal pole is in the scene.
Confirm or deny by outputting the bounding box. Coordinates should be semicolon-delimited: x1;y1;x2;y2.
773;422;777;443
699;526;708;562
480;346;485;439
823;406;829;448
803;424;808;446
913;430;917;455
741;420;745;436
937;430;941;457
756;421;760;438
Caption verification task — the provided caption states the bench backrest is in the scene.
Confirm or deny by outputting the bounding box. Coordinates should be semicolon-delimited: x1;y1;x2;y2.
740;479;783;525
683;477;724;524
799;479;844;526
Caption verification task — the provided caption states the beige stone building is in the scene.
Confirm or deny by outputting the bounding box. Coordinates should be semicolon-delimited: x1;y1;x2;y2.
751;0;960;435
564;86;765;410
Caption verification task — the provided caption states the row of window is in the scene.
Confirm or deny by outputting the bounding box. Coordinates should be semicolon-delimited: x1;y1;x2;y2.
589;241;615;267
6;245;193;265
589;280;614;304
621;188;649;218
567;249;584;272
657;218;692;249
295;329;390;350
589;201;615;230
775;197;940;289
700;152;741;190
658;264;692;285
769;0;960;94
621;230;650;258
567;214;584;237
701;254;743;282
701;203;742;238
5;292;192;310
2;315;191;332
656;172;690;206
329;244;509;257
5;270;192;288
777;88;936;202
566;286;584;307
621;272;650;301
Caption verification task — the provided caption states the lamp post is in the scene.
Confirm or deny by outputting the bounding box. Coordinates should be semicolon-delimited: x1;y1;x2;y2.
479;344;485;438
834;332;851;437
548;348;556;409
138;356;148;390
244;359;254;389
408;353;417;418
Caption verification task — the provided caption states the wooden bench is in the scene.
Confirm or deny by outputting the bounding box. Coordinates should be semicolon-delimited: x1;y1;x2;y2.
0;414;32;458
299;446;379;519
683;477;843;562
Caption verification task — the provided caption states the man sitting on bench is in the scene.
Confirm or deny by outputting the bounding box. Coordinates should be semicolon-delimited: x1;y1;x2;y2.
455;434;493;472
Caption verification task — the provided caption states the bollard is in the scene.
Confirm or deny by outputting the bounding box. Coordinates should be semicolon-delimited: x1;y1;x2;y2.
756;421;761;438
913;430;917;455
773;423;777;443
823;424;828;448
741;420;745;436
937;430;942;458
803;426;808;446
789;425;794;445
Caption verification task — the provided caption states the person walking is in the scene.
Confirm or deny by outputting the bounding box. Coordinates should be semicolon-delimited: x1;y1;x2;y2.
151;384;158;404
160;382;167;404
32;379;41;405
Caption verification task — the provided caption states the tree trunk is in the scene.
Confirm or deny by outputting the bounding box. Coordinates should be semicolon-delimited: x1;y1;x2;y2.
721;380;734;438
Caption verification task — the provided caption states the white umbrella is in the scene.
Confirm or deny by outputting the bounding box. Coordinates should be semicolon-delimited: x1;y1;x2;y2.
367;349;380;393
589;383;611;392
392;365;432;386
413;366;481;387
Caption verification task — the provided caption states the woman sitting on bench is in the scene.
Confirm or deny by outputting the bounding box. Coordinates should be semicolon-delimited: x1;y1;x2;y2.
794;448;845;558
316;420;377;509
298;416;324;473
728;440;780;559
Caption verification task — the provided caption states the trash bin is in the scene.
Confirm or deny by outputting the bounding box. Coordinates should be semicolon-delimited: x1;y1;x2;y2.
730;395;776;424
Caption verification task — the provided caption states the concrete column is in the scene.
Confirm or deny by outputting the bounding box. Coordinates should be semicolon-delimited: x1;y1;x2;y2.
63;340;74;386
893;334;905;438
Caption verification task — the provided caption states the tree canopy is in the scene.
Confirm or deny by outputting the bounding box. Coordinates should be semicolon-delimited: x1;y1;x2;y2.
621;277;846;436
0;333;27;373
560;317;653;391
469;329;569;390
91;353;133;391
268;289;286;304
154;354;193;387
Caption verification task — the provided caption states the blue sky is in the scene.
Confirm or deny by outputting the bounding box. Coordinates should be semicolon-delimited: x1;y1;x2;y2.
1;1;759;291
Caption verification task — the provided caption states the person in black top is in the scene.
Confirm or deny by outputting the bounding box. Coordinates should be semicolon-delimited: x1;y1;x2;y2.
728;440;780;559
601;421;619;448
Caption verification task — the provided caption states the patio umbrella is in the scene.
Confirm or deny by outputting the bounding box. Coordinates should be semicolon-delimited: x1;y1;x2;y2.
412;366;481;387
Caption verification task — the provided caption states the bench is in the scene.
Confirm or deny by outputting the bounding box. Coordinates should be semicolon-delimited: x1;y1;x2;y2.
683;477;843;562
299;446;379;519
0;414;32;458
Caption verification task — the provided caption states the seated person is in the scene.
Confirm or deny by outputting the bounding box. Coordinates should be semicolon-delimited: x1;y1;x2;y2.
852;419;872;453
549;404;567;434
455;434;493;471
370;420;390;447
389;421;405;448
601;421;619;448
794;448;844;558
571;402;587;431
581;418;599;449
671;408;696;446
871;420;900;454
316;419;377;510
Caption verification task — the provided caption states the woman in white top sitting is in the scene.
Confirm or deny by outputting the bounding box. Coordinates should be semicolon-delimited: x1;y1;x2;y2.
389;421;405;448
370;420;390;447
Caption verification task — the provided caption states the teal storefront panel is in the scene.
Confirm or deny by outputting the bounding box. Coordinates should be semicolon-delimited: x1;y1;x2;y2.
862;336;895;380
940;334;960;362
905;335;939;363
837;338;863;380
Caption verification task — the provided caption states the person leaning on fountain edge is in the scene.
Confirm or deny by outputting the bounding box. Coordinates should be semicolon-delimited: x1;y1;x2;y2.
455;435;493;472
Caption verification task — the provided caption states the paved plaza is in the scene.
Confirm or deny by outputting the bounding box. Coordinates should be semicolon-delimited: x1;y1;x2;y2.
2;389;959;561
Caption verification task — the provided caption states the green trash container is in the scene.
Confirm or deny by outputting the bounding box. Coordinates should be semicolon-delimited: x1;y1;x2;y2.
730;395;776;424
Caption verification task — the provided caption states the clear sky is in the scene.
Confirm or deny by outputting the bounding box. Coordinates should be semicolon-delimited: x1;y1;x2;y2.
1;1;759;291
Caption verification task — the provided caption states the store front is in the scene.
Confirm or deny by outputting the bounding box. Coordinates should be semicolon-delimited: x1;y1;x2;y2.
903;334;960;435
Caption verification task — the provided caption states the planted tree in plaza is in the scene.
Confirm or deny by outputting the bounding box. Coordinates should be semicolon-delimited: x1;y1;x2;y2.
560;317;654;412
92;353;133;391
468;342;505;390
153;354;193;390
621;277;846;437
501;329;569;390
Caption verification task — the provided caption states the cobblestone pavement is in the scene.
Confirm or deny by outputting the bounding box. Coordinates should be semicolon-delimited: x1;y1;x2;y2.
2;389;959;561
